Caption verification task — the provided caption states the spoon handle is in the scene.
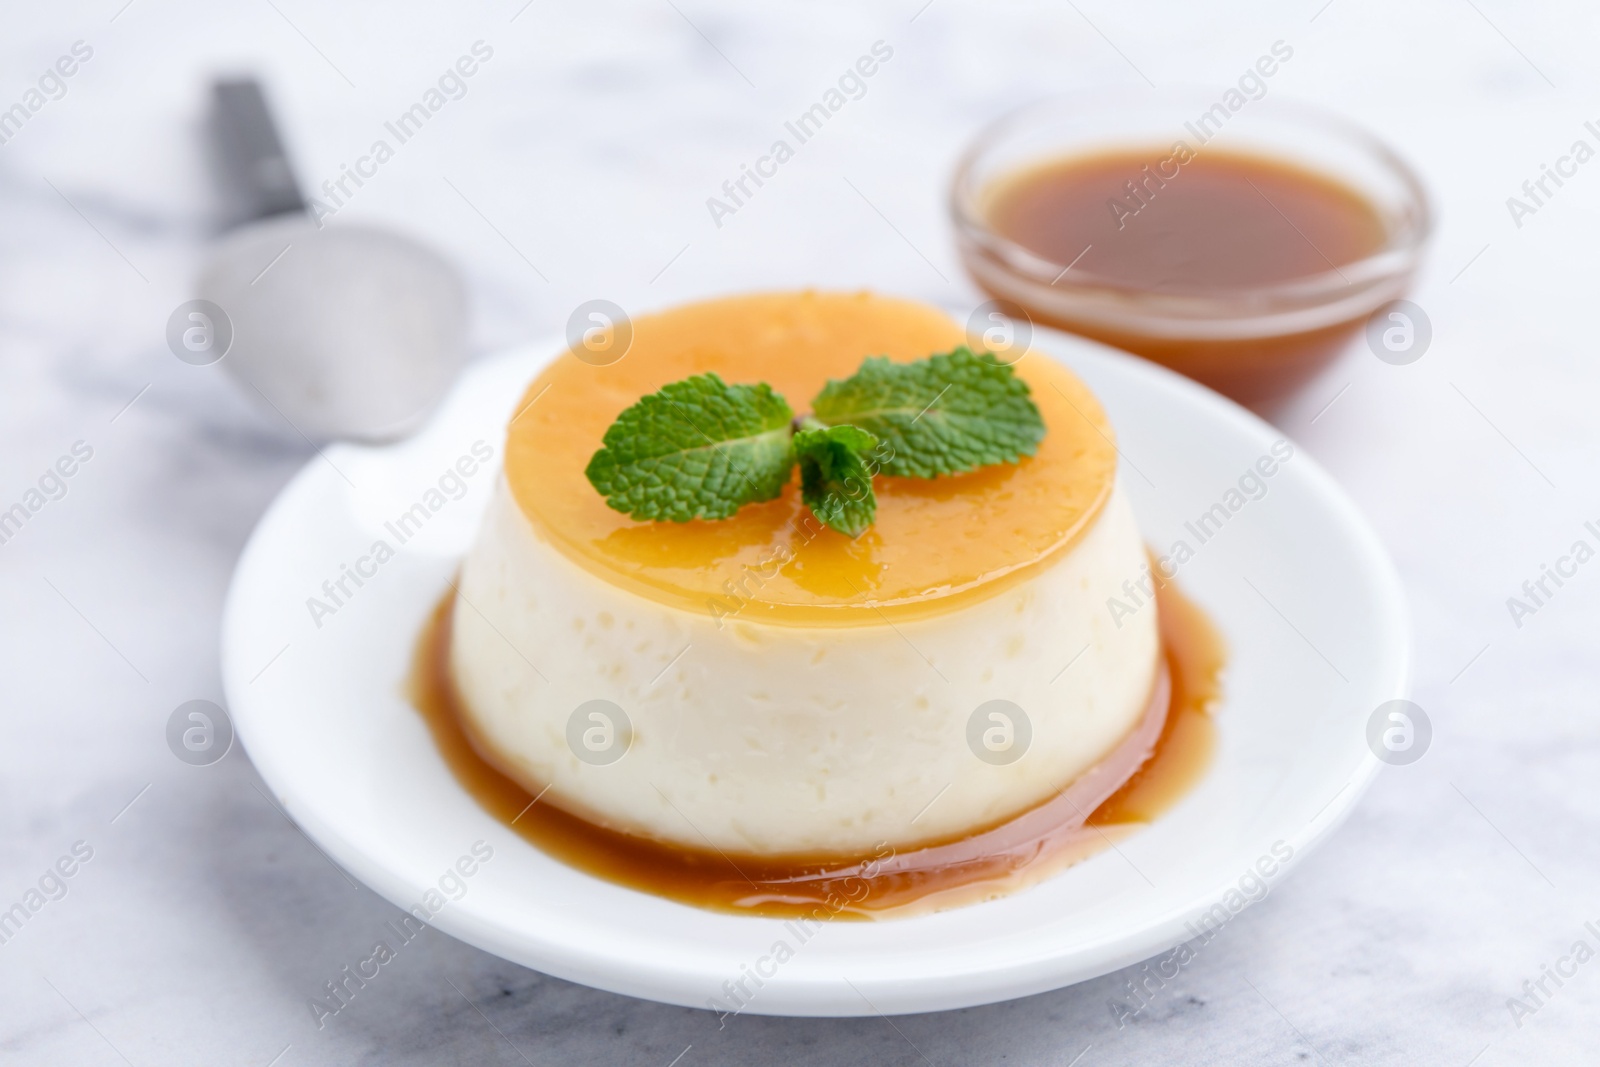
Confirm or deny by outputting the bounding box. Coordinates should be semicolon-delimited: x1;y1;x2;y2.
209;78;306;226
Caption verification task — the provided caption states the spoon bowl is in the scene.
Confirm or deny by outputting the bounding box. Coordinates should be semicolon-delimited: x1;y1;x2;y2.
198;214;468;442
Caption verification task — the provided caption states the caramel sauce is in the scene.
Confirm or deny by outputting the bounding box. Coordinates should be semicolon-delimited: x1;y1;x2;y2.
407;572;1224;919
977;148;1393;407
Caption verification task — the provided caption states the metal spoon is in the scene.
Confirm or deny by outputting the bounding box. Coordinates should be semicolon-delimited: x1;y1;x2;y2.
198;79;468;443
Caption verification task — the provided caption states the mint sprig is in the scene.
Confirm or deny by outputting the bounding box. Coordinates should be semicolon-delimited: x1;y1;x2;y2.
583;347;1045;537
794;421;879;539
812;349;1046;479
583;373;794;523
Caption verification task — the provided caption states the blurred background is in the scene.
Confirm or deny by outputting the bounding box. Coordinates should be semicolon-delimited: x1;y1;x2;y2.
2;1;1598;1063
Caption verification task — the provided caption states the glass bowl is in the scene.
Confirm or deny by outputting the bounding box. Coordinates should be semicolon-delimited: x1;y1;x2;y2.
951;90;1432;408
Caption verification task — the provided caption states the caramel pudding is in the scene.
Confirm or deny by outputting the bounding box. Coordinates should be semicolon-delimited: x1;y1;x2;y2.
435;291;1223;913
412;571;1221;918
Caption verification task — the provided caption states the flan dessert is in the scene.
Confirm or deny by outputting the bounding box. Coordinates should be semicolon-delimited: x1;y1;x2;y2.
449;291;1160;858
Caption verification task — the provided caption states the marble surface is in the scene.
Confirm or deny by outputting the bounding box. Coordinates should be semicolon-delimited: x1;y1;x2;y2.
3;0;1599;1063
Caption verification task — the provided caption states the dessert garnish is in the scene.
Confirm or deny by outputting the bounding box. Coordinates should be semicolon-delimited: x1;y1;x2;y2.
584;347;1046;537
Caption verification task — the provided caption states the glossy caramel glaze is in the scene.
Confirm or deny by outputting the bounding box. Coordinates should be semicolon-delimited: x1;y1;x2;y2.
502;291;1119;624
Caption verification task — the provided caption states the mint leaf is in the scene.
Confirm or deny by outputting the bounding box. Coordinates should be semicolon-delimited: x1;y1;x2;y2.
793;422;878;538
585;373;795;522
811;347;1045;478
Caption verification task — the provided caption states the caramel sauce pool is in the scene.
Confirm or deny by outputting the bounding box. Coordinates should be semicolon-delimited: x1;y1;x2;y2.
987;148;1386;290
408;575;1224;919
978;148;1392;406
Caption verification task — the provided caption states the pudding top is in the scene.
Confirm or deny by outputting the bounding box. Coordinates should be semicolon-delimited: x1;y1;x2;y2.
504;291;1118;624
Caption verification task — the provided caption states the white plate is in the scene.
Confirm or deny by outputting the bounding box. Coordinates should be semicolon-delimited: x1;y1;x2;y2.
221;328;1409;1017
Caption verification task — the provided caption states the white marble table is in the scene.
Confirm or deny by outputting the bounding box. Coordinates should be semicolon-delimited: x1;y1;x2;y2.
3;0;1598;1063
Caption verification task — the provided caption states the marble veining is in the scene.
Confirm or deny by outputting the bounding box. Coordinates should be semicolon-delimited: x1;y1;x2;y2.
2;1;1598;1064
